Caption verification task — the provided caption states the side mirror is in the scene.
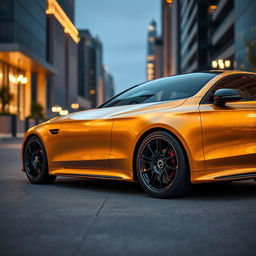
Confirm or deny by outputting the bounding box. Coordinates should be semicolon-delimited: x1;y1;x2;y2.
214;89;243;107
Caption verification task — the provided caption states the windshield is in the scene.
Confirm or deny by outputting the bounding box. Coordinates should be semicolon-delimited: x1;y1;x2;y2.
100;72;219;108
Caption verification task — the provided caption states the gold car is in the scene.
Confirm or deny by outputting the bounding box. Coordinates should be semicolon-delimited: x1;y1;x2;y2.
22;71;256;198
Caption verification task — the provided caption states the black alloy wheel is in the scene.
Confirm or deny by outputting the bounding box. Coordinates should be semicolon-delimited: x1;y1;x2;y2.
136;131;190;198
24;136;56;184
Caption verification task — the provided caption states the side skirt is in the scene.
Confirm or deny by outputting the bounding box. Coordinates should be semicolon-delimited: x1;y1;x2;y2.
55;173;123;180
215;172;256;180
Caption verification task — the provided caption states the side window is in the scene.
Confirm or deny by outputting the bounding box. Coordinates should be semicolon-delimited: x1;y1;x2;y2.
205;75;256;103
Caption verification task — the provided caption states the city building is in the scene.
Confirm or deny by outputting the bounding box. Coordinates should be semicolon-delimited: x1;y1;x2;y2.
146;20;158;80
0;0;80;125
104;70;115;102
77;29;93;109
234;0;256;71
78;29;115;108
157;0;256;75
0;0;55;121
154;37;164;79
209;0;235;70
162;0;172;76
178;0;209;73
46;0;79;118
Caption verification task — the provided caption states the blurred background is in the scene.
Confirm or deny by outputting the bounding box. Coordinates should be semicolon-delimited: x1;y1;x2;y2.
0;0;255;137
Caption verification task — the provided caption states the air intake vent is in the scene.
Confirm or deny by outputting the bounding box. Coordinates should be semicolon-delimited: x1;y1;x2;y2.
49;129;59;135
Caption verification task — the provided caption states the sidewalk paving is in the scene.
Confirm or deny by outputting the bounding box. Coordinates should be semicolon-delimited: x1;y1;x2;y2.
0;134;23;143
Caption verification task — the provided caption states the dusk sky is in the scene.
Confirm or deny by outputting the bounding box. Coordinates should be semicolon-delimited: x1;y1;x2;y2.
75;0;160;94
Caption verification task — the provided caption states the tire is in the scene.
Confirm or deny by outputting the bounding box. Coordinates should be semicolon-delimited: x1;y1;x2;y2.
23;135;56;184
136;131;191;198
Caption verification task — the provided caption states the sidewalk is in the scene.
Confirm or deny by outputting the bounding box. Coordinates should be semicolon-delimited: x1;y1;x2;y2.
0;133;23;143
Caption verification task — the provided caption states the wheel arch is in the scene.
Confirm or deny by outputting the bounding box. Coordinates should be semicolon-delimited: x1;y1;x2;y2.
22;133;46;171
132;127;191;181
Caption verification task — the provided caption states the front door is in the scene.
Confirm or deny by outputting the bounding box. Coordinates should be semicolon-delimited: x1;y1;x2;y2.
199;74;256;173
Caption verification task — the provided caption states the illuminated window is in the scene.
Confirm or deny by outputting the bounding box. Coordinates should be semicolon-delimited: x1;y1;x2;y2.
208;5;217;13
148;25;155;31
147;69;154;75
147;55;155;61
90;89;95;95
209;5;217;10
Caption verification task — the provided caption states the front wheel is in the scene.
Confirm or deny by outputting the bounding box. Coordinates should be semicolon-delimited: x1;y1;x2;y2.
23;135;56;184
136;131;190;198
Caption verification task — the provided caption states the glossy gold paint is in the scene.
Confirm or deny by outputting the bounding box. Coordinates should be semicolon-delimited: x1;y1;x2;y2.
22;71;256;183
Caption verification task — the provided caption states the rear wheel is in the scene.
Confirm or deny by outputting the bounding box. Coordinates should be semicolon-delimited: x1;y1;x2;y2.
136;131;190;198
24;136;56;184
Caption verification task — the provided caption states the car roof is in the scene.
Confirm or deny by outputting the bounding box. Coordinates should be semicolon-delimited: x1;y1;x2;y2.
207;70;256;75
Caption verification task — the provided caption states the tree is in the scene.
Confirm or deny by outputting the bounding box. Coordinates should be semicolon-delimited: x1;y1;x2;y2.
0;86;13;114
30;101;45;120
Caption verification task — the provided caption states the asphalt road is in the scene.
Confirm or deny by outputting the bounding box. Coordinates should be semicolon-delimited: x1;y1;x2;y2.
0;139;256;256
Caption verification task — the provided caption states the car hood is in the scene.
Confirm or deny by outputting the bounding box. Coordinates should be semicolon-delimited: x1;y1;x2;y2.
53;98;187;122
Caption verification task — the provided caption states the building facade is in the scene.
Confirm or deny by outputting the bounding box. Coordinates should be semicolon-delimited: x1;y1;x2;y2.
0;0;55;121
0;0;79;123
104;71;115;102
157;0;256;76
209;0;235;70
235;0;256;71
146;20;158;80
162;0;172;76
179;0;209;73
77;30;92;109
46;0;79;117
78;30;115;108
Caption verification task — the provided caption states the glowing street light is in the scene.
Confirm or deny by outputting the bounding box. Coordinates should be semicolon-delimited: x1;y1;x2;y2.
224;60;231;68
211;59;232;69
51;105;62;113
59;109;69;116
211;60;218;69
218;59;225;69
9;74;28;84
71;103;79;109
